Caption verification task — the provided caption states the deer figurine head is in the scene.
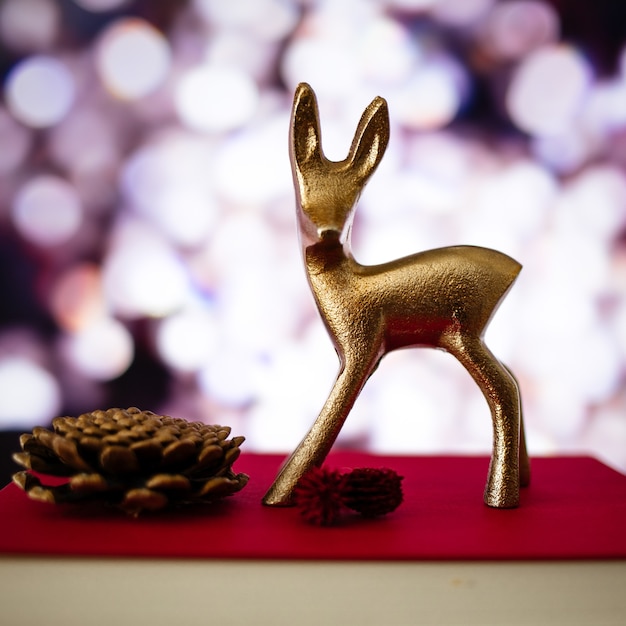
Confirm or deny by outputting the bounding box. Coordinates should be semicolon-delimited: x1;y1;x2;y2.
263;83;530;509
290;83;389;249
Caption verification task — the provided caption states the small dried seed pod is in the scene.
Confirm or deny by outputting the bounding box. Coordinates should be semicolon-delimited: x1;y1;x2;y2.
340;467;404;517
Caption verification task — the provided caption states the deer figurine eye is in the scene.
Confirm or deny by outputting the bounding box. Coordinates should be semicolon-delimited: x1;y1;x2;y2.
264;83;529;510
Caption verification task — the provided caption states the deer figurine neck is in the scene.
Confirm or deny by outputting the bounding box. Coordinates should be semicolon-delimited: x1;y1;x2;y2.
296;202;357;270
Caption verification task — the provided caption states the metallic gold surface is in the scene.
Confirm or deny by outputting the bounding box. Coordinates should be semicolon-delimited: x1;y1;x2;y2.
263;83;529;509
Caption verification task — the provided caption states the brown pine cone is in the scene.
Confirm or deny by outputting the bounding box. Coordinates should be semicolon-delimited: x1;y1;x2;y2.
12;407;249;516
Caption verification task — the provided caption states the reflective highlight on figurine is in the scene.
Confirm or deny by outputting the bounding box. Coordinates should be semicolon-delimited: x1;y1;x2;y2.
263;83;530;509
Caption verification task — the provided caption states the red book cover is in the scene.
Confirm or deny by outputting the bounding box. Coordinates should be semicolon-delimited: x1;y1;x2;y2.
0;453;625;560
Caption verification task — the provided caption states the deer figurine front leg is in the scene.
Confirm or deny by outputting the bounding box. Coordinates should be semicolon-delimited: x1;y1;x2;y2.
264;306;386;507
263;83;529;509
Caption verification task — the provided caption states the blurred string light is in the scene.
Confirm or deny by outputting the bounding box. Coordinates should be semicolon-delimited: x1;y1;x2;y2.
281;4;467;132
482;0;559;60
0;358;61;428
174;64;259;133
121;130;219;247
50;264;106;333
197;346;264;408
0;107;31;175
96;18;171;101
49;108;120;178
4;55;75;127
0;0;624;472
389;57;467;130
11;175;83;247
506;44;592;137
194;0;298;42
0;0;60;53
156;306;219;372
61;317;134;381
50;264;134;382
120;132;218;246
213;113;292;206
102;219;190;318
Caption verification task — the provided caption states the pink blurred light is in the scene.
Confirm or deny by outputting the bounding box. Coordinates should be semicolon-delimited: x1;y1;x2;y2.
0;107;31;174
50;264;105;332
483;0;559;60
0;0;59;53
11;175;82;247
506;45;592;136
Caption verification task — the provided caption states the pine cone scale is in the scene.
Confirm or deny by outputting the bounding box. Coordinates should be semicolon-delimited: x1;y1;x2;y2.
52;436;93;472
145;474;191;492
129;439;162;465
69;473;112;494
122;488;168;515
161;439;197;467
99;445;139;475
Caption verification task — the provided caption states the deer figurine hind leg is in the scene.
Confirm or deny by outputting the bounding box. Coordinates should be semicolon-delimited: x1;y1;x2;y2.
263;83;530;509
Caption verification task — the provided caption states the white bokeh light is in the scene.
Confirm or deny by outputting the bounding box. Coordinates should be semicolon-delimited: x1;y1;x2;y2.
359;17;416;88
532;127;595;174
103;221;190;318
506;45;592;136
198;346;263;408
11;175;82;247
582;78;626;137
245;328;338;451
121;132;218;246
175;65;258;133
5;55;75;128
194;0;298;41
391;60;464;130
213;114;291;206
463;161;556;248
156;307;219;372
282;36;360;101
63;317;134;381
96;18;171;100
556;166;626;241
0;358;61;428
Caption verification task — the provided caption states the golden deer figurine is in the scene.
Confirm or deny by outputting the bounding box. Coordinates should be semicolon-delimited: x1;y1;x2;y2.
263;83;530;509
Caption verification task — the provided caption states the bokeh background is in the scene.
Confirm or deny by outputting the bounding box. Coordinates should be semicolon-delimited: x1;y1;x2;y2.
1;0;625;486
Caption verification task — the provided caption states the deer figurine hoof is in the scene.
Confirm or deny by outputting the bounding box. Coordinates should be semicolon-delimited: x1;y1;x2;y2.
263;83;529;509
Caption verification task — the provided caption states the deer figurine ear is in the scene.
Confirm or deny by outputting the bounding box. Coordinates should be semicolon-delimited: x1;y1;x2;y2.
290;83;324;170
348;96;389;184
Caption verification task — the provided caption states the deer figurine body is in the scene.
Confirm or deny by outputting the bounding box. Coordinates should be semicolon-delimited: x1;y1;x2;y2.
263;83;530;509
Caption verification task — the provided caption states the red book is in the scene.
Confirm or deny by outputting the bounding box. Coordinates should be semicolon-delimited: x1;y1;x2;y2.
0;453;625;560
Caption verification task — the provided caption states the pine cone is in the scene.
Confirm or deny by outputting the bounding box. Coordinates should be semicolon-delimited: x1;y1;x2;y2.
12;407;249;516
